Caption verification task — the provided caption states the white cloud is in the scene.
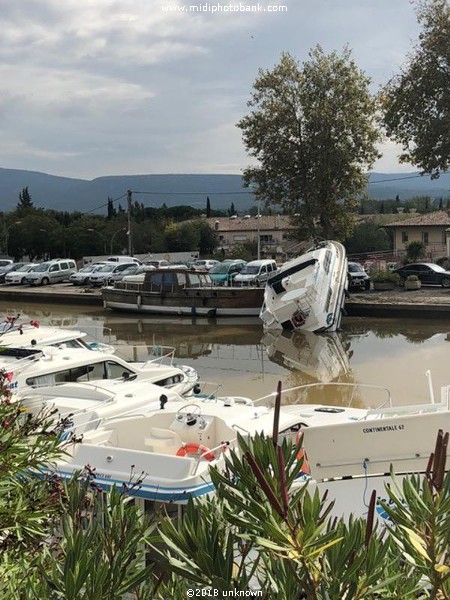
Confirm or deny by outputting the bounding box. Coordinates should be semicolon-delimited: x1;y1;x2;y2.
0;0;423;178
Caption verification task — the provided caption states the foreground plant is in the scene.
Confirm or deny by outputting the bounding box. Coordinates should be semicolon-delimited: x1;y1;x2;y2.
155;384;450;599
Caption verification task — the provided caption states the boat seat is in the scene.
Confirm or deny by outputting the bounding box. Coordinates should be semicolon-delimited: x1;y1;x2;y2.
144;427;183;454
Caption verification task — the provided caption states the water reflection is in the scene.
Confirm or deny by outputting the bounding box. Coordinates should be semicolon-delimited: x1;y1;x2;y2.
261;330;352;383
1;302;449;405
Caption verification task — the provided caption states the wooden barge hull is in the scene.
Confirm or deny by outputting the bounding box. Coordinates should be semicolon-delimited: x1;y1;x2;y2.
102;286;265;317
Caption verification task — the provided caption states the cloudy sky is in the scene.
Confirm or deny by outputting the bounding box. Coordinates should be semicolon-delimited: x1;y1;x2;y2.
0;0;420;180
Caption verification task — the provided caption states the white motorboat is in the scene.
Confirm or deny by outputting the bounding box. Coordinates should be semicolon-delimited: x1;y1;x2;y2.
260;241;348;332
301;383;450;521
2;345;199;397
0;317;113;353
20;379;183;435
48;382;386;504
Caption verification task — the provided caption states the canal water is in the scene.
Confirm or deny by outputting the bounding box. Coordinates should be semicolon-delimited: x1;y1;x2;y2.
2;300;449;408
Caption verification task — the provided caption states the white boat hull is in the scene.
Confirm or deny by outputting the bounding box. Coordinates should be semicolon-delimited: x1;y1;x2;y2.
260;241;348;332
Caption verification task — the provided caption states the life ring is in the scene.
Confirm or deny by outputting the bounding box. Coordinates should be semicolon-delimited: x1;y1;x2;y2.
295;432;310;474
176;443;215;461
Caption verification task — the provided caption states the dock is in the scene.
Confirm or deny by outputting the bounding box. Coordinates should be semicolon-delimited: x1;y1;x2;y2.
1;284;450;318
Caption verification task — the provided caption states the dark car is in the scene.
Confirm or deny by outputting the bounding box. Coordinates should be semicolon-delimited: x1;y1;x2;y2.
393;263;450;287
347;262;371;291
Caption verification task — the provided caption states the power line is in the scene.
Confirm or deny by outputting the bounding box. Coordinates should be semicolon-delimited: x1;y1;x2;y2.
82;192;127;215
131;190;254;196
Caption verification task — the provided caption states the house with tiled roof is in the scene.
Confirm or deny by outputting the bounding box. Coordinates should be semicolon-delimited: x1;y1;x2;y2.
204;215;297;259
385;210;450;258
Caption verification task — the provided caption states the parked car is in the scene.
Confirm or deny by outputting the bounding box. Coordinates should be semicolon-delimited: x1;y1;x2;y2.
192;259;220;272
347;261;371;291
120;265;156;284
105;256;142;265
25;259;77;285
234;259;278;287
0;259;13;270
107;264;142;284
4;263;38;285
393;263;450;288
144;260;171;269
69;263;108;286
209;260;247;286
0;261;29;283
88;262;137;286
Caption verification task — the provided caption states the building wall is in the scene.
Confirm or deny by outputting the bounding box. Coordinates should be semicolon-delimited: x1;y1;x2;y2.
393;226;447;256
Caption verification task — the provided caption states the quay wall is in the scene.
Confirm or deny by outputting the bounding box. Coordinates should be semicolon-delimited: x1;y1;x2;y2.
1;286;450;318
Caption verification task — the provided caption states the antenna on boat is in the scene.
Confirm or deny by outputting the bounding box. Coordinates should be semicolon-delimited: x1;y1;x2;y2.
425;370;435;404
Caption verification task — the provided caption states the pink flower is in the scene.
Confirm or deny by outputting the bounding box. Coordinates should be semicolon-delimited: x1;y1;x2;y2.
30;320;40;328
5;371;14;382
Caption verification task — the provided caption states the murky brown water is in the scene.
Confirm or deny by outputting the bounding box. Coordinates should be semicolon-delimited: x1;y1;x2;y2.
2;300;449;407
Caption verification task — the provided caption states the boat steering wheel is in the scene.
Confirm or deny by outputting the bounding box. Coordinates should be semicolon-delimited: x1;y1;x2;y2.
176;404;202;424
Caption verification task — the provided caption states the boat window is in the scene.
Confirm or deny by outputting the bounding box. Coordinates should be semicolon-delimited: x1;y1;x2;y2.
106;361;133;379
176;272;187;286
162;271;177;289
323;250;332;274
149;272;164;285
188;273;201;287
26;364;99;386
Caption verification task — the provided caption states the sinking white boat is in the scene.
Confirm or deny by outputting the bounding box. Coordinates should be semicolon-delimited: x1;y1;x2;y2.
260;241;348;332
49;382;385;503
2;345;199;397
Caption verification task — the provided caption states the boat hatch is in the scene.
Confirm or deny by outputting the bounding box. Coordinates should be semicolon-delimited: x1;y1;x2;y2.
268;259;317;294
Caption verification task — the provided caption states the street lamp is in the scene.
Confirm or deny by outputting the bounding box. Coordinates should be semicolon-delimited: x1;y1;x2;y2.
110;227;127;254
87;229;107;255
4;221;22;257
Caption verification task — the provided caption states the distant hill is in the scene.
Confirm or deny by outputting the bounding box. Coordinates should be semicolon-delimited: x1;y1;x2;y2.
0;167;449;214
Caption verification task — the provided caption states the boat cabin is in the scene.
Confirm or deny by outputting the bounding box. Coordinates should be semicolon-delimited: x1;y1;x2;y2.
142;269;212;292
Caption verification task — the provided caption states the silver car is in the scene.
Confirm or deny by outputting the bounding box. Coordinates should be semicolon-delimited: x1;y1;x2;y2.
70;263;107;286
4;263;38;285
88;262;137;286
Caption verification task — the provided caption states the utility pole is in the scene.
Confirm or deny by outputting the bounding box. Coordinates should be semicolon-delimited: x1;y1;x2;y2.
127;190;133;256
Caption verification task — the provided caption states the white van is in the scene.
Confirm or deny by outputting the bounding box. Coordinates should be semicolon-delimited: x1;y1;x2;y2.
106;256;142;265
25;259;77;286
234;259;278;287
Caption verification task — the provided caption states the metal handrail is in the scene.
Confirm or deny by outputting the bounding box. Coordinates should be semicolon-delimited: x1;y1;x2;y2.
252;382;393;410
192;439;236;476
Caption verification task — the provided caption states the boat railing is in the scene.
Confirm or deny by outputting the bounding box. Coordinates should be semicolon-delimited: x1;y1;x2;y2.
189;381;223;401
112;343;177;367
192;440;237;476
252;382;393;411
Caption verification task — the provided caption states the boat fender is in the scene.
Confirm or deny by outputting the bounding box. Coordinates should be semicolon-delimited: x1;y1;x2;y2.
295;432;310;474
176;443;215;461
136;294;142;309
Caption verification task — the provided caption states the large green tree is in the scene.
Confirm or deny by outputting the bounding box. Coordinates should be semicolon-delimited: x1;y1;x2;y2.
237;47;381;240
382;0;450;176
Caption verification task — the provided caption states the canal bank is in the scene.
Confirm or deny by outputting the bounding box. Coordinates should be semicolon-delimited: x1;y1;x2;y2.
1;284;450;318
346;288;450;318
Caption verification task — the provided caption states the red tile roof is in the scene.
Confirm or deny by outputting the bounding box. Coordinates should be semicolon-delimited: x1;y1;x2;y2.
385;211;450;227
205;215;295;232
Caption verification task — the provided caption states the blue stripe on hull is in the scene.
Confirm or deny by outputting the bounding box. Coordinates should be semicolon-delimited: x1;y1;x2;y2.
57;470;216;503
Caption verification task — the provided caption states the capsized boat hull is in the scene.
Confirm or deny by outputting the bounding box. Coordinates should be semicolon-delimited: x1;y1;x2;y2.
260;241;348;332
